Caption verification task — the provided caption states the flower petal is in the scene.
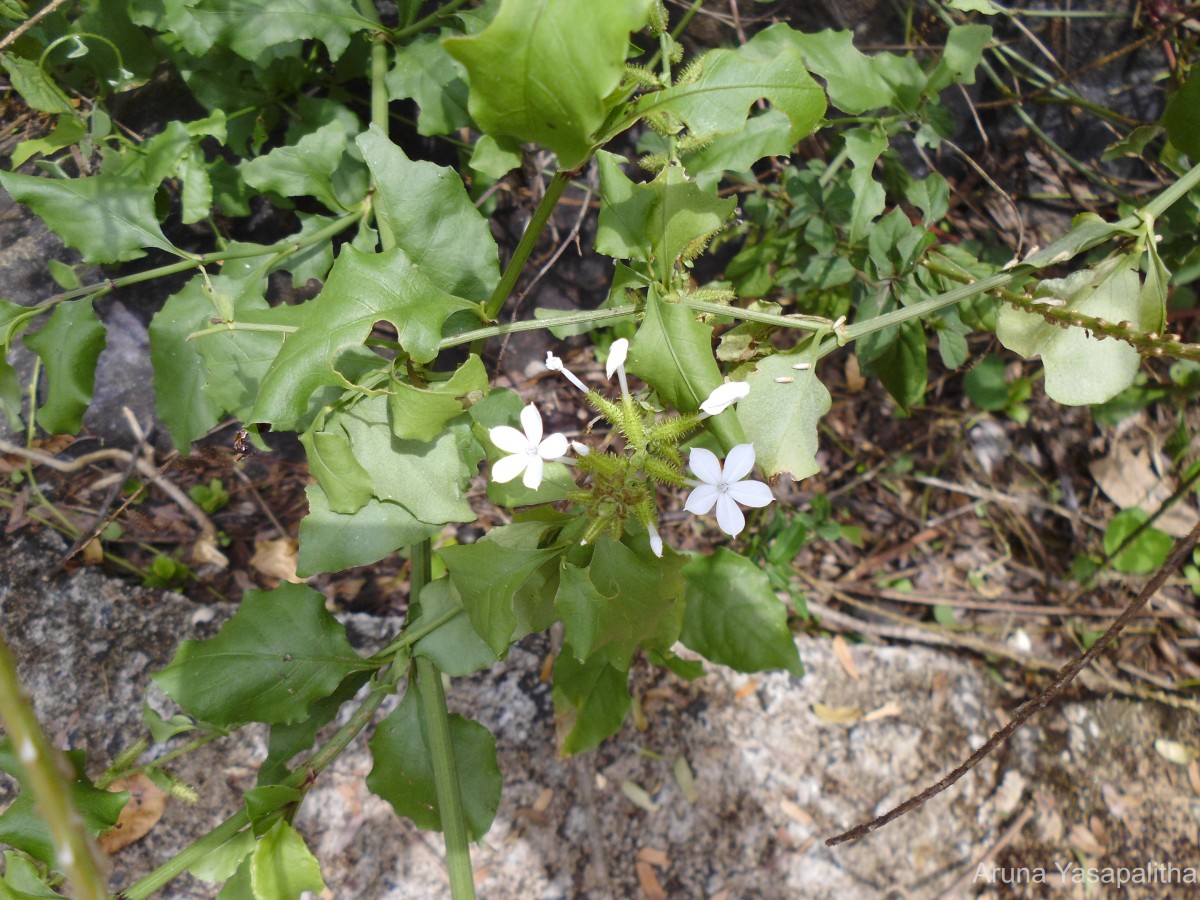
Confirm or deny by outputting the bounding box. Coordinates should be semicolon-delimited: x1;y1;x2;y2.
722;444;757;483
727;479;774;508
700;381;750;415
489;425;530;454
519;403;543;444
648;526;663;558
538;432;569;460
715;494;746;537
522;455;544;489
688;447;723;485
684;484;719;515
491;453;528;484
605;338;629;378
545;352;564;371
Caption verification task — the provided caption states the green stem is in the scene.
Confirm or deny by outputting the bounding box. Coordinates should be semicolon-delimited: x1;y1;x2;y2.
0;633;110;900
97;731;225;789
678;297;830;331
369;605;464;662
411;540;475;900
392;0;473;40
186;321;298;341
354;0;389;129
442;305;639;350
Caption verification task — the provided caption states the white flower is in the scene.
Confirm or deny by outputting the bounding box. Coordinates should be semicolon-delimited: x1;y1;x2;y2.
648;523;664;558
684;444;774;537
545;351;589;393
488;404;569;490
606;339;629;379
699;382;750;416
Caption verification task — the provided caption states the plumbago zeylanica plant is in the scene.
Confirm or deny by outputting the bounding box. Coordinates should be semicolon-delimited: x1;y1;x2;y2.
2;0;1200;896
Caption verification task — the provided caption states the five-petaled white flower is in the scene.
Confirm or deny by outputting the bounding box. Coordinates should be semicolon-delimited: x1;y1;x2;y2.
684;444;774;537
489;404;569;490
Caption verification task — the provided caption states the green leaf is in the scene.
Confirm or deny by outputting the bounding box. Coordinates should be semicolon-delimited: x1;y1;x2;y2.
11;115;86;167
439;524;561;656
596;151;735;281
149;277;225;451
469;134;523;179
1104;509;1172;574
367;688;501;840
0;54;73;114
681;108;797;183
924;25;991;95
248;246;476;428
552;652;630;755
240;122;350;212
681;548;802;675
555;536;684;672
0;743;127;869
1163;66;1200;160
389;355;488;443
410;577;499;677
259;671;373;786
338;395;478;525
1;850;63;897
842;125;888;243
870;318;927;411
24;298;106;435
631;25;825;145
160;0;368;61
946;0;1001;11
356;126;500;302
153;583;368;727
299;426;374;514
627;291;723;414
739;351;831;482
384;33;471;136
444;0;653;169
244;785;302;832
996;255;1153;405
250;821;325;898
780;29;918;115
0;170;176;263
297;484;440;577
142;704;196;743
963;355;1009;411
187;830;256;884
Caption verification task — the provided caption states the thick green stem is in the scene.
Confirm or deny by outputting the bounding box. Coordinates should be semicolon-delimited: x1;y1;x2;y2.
0;633;110;900
441;305;639;350
354;0;389;130
410;540;476;900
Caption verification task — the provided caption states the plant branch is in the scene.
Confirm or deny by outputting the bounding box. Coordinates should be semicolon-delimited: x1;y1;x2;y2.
441;305;639;350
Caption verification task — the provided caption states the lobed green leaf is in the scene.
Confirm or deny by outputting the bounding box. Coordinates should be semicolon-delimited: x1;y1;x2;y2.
24;298;106;435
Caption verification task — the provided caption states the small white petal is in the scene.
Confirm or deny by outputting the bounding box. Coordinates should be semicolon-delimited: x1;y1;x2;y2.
519;403;543;444
492;454;528;484
684;484;720;515
715;494;746;537
688;447;723;485
489;425;530;454
605;339;629;378
570;440;590;457
699;381;750;415
648;527;664;558
539;432;569;460
727;480;774;508
545;352;564;371
723;444;757;483
522;456;545;489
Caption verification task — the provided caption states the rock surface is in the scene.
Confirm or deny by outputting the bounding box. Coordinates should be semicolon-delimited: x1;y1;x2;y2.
3;532;1198;898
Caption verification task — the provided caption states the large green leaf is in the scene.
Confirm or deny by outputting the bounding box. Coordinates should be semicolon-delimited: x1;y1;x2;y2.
444;0;653;169
439;521;561;655
555;536;684;672
337;395;478;526
0;170;175;263
552;652;630;755
149;276;225;451
1163;65;1200;160
630;25;825;145
153;583;369;727
357;126;500;302
996;255;1155;406
155;0;369;61
297;484;440;577
367;688;501;840
24;298;106;435
739;351;831;482
250;821;325;898
388;355;488;442
627;291;723;414
384;33;471;136
780;29;901;114
681;548;802;675
248;246;476;428
240;122;350;212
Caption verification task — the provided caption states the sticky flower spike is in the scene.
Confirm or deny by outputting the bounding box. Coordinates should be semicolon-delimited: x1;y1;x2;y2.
684;444;774;537
488;403;568;490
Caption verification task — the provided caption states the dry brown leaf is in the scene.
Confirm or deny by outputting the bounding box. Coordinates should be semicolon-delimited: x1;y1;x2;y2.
779;798;814;827
249;537;302;583
734;678;758;700
637;847;669;867
636;861;667;900
831;635;859;680
532;788;554;814
1089;443;1198;537
811;702;862;725
192;535;230;569
862;700;902;723
82;537;104;565
673;756;698;804
99;774;166;853
1066;822;1106;856
844;354;866;393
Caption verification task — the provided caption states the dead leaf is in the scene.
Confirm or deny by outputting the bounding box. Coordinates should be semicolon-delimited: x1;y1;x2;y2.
249;537;302;583
1090;443;1198;537
1066;822;1106;856
811;703;862;725
637;847;669;867
532;788;554;814
831;635;859;680
734;679;757;700
621;780;658;813
844;354;866;393
862;700;902;723
99;774;166;853
673;756;698;804
1188;759;1200;795
192;536;230;569
636;861;667;900
780;798;814;827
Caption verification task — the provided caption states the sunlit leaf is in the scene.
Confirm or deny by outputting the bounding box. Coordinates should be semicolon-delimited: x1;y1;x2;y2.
250;820;325;897
740;351;831;482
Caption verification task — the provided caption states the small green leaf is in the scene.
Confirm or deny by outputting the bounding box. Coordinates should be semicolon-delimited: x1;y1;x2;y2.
11;115;86;166
149;276;224;451
963;355;1009;411
384;33;471;136
188;830;256;884
870;318;927;411
250;820;325;898
1;849;64;897
410;578;499;677
258;671;372;785
299;426;374;514
784;29;920;114
444;0;653;169
240;122;350;212
244;785;302;832
627;291;724;415
740;352;831;482
153;583;368;727
681;548;802;675
0;170;176;263
24;298;106;435
297;484;441;577
552;652;630;755
163;0;368;62
843;125;888;242
367;688;501;840
0;54;73;114
1104;509;1172;574
469;134;523;179
142;704;196;743
389;355;488;442
924;25;991;95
